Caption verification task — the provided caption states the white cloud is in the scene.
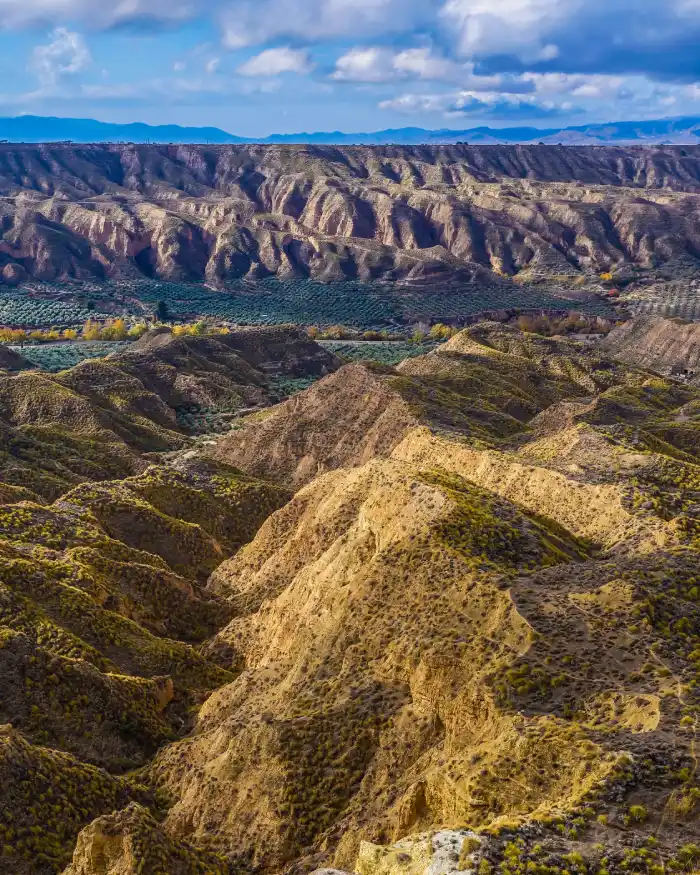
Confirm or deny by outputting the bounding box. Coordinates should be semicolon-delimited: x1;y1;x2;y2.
236;47;313;77
440;0;569;62
220;0;429;49
31;27;91;87
206;57;221;74
332;46;469;83
379;92;455;113
394;47;462;81
332;47;396;82
332;44;529;91
379;88;570;118
523;73;625;99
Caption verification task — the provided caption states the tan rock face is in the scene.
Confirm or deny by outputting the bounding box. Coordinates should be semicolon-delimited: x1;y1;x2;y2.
62;804;231;875
2;143;700;283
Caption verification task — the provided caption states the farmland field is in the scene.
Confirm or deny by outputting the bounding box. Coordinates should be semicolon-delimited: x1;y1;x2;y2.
622;284;700;320
2;278;619;330
130;278;620;326
9;341;129;371
0;292;110;328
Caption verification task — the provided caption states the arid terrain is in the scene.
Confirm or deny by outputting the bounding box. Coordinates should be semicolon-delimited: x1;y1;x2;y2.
0;315;699;875
3;143;700;290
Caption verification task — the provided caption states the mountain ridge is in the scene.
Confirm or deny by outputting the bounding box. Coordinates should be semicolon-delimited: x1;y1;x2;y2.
5;113;700;145
4;141;700;290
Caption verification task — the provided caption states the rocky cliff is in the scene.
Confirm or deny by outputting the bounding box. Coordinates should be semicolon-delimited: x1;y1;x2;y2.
3;144;700;285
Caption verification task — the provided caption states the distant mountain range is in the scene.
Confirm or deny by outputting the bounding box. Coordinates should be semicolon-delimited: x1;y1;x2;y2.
4;114;700;145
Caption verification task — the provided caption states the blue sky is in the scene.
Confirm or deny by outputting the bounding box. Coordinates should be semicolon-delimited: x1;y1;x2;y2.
1;0;700;135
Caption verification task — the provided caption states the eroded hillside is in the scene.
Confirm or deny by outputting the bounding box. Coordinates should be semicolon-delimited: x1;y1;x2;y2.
0;324;338;874
2;320;700;875
166;325;700;875
3;144;700;285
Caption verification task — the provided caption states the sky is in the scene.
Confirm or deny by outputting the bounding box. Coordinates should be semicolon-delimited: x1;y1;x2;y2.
1;0;700;135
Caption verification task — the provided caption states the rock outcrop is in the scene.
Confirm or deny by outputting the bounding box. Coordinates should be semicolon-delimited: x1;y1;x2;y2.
62;804;231;875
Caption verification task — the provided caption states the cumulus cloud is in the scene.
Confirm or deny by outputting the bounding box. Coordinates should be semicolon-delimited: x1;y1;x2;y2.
332;46;467;83
332;45;535;93
31;27;91;86
440;0;566;63
0;0;699;84
379;89;571;118
236;47;313;77
440;0;700;80
522;73;626;99
332;48;396;83
220;0;429;49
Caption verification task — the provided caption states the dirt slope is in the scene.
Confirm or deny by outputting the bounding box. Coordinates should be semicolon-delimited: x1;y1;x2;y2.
3;144;700;284
212;323;657;487
0;328;343;874
601;314;700;375
0;326;338;500
0;344;33;371
151;447;700;875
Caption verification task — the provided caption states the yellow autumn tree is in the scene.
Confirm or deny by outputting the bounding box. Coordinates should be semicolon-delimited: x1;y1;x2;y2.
82;319;102;340
429;323;455;340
